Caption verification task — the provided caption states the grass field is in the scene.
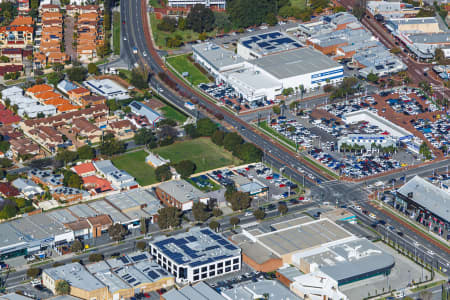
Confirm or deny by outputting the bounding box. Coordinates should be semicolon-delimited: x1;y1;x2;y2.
149;0;164;8
150;13;217;50
112;150;157;186
259;121;297;148
154;138;240;172
166;54;210;86
290;0;306;8
113;12;121;55
160;105;188;124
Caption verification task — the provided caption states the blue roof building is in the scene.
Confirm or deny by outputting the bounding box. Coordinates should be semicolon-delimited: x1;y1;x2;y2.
150;227;241;283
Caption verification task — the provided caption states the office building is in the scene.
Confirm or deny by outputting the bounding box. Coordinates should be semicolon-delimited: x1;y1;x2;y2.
154;179;210;211
237;31;303;60
150;227;241;283
337;134;397;151
83;79;129;100
162;282;226;300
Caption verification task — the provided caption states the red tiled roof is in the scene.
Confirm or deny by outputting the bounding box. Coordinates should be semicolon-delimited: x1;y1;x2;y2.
72;162;96;176
0;182;20;197
83;175;113;193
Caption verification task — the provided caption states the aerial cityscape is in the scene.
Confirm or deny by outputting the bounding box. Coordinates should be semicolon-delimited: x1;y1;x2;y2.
0;0;447;299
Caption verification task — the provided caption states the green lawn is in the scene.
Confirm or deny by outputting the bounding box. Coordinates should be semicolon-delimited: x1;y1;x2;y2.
113;12;121;55
150;13;218;50
166;54;210;86
160;105;188;124
259;121;297;149
290;0;306;8
149;0;164;8
112;150;157;186
154;138;241;172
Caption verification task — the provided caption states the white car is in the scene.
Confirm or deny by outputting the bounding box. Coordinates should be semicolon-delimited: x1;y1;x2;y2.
143;51;147;57
427;250;435;256
123;36;127;41
355;206;362;210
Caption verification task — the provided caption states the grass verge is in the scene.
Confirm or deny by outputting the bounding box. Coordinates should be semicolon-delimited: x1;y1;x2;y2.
160;105;188;124
113;12;121;55
411;280;446;293
166;54;210;86
302;155;340;180
112;150;157;186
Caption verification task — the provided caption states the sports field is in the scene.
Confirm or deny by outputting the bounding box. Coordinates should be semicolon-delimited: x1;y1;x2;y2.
112;150;157;186
154;138;240;172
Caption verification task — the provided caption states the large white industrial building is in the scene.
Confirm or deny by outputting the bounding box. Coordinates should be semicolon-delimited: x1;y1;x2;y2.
193;35;343;103
167;0;226;8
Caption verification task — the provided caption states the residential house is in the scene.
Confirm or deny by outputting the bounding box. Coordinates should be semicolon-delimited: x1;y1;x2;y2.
12;178;44;199
79;95;106;107
51;186;89;202
72;117;101;143
129;101;163;128
68;87;90;104
28;168;63;188
72;162;97;177
0;182;20;197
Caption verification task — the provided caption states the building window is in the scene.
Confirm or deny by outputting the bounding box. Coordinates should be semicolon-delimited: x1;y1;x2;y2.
218;262;223;267
168;261;172;267
209;264;215;270
217;269;223;274
194;268;199;274
163;257;166;262
233;258;239;264
201;266;207;272
225;267;231;272
209;271;215;276
225;260;231;266
233;264;239;270
194;275;199;281
201;273;207;279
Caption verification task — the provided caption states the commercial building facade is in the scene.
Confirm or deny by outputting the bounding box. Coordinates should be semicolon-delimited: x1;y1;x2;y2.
150;227;241;283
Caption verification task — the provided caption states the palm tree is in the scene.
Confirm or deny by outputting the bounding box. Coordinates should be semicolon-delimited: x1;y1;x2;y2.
299;84;305;100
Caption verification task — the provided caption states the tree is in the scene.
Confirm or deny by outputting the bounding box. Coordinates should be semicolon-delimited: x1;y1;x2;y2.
134;128;155;145
419;141;432;160
223;132;243;151
266;12;277;26
253;208;266;220
186;4;215;33
192;202;211;222
228;0;277;28
175;160;196;178
130;69;148;90
140;217;147;234
226;190;251;211
0;56;9;63
99;137;125;156
214;12;232;31
0;204;17;219
230;216;240;228
155;164;172;182
70;240;83;252
55;280;70;295
157;207;181;229
157;16;177;32
108;223;128;242
26;268;41;278
67;67;88;82
136;241;147;251
0;140;10;153
61;170;83;189
272;105;281;114
278;203;288;215
184;124;199;138
87;63;99;75
213;207;223;217
88;253;104;262
196;118;217;136
367;72;379;83
211;130;225;146
77;145;95;159
47;72;65;86
234;143;262;163
209;220;220;232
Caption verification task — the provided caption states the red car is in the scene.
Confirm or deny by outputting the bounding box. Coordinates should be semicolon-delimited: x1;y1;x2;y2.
299;196;305;201
143;293;150;298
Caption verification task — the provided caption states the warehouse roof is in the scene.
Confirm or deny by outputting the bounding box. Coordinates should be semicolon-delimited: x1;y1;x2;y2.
222;280;301;300
156;180;208;204
255;219;353;256
163;282;226;300
193;43;244;72
239;31;302;56
397;175;450;222
44;263;105;292
253;47;341;79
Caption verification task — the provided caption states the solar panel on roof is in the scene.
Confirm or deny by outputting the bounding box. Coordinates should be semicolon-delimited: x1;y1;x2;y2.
119;256;130;264
147;270;159;279
132;254;148;262
225;244;237;250
157;269;168;276
186;236;197;242
127;278;136;283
